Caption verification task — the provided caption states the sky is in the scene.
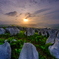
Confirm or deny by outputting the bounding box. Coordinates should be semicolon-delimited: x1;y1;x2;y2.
0;0;59;28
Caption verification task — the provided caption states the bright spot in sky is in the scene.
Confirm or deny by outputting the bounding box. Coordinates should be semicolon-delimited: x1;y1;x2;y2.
24;19;28;22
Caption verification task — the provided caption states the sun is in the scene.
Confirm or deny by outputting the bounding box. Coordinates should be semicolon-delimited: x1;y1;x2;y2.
24;19;28;22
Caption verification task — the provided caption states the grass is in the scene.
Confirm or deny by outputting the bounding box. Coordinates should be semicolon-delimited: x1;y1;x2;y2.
0;30;56;59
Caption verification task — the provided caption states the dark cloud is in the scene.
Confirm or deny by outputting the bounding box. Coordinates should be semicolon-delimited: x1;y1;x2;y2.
5;11;17;16
45;10;59;15
25;8;51;19
16;13;22;17
19;13;23;15
29;0;59;4
0;0;13;8
30;0;38;4
25;13;31;19
15;12;35;19
25;13;31;16
47;0;59;3
25;12;36;19
39;0;59;3
44;9;59;20
33;8;51;14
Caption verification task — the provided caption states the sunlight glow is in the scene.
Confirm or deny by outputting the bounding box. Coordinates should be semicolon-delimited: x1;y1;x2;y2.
24;19;28;22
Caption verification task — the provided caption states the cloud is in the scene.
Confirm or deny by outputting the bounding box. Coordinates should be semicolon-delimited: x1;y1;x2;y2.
39;0;59;3
16;12;35;19
25;12;36;19
33;8;51;14
16;13;22;17
5;11;17;16
25;13;31;16
25;8;51;19
44;9;59;20
29;0;59;4
47;0;59;3
30;0;38;4
45;10;59;15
